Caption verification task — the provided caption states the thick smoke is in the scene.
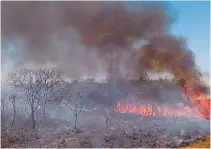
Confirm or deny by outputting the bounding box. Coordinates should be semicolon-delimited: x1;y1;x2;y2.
137;35;204;90
1;1;206;90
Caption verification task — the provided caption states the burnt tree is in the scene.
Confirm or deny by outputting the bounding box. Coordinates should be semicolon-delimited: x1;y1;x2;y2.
7;68;62;130
8;94;18;128
61;87;83;132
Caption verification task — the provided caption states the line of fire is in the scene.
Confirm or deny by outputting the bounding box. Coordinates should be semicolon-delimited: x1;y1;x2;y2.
115;79;210;120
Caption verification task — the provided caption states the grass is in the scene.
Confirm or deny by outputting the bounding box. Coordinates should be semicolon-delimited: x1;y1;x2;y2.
180;136;210;148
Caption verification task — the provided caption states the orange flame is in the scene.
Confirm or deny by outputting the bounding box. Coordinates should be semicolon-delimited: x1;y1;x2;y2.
182;84;210;119
116;84;210;119
116;102;194;117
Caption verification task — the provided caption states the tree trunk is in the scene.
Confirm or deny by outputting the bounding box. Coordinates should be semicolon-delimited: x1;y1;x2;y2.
74;115;77;131
31;106;36;130
43;101;47;119
11;104;16;128
1;113;4;127
1;105;5;126
106;118;110;134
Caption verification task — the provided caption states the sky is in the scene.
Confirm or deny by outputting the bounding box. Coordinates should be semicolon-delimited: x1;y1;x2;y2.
169;1;210;73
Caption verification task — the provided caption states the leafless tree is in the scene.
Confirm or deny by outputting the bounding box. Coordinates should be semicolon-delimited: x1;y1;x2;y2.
104;108;124;148
100;79;115;135
116;125;125;147
1;96;6;127
71;92;83;132
39;69;63;119
104;108;114;135
61;89;83;132
7;68;63;130
8;93;18;128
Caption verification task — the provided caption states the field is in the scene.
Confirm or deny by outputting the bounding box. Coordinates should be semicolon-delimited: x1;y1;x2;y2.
1;77;210;148
1;109;210;148
180;136;210;148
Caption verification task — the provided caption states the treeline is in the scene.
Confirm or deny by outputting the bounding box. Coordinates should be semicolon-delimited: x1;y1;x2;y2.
1;68;208;132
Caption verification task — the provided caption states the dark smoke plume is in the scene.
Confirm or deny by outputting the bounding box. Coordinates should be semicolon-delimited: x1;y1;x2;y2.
1;1;206;90
137;35;206;91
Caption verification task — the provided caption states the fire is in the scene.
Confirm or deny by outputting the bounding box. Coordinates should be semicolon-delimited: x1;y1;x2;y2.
182;84;210;119
116;83;210;119
116;103;154;116
116;102;194;117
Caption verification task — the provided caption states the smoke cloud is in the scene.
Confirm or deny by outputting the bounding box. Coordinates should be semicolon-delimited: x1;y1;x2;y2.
1;1;206;90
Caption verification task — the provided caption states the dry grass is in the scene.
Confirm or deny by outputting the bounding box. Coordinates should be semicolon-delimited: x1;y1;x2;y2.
180;136;210;148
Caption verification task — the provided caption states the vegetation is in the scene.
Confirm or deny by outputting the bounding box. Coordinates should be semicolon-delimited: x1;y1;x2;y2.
1;67;210;148
180;136;210;148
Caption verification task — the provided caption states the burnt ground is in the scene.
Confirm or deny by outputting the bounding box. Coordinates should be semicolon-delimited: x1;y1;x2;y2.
1;110;210;148
1;80;210;148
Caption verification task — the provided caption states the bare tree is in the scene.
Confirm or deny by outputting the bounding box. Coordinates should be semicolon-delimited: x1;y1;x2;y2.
61;89;83;132
7;68;63;130
71;92;83;132
8;94;18;128
116;122;125;148
1;96;6;127
104;108;123;148
39;69;63;119
104;108;114;135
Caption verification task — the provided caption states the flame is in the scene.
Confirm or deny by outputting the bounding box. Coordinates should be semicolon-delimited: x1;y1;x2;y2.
116;102;194;117
116;83;210;119
182;84;210;119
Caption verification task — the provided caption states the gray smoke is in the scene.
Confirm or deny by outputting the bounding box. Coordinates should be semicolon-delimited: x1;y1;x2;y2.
1;1;172;80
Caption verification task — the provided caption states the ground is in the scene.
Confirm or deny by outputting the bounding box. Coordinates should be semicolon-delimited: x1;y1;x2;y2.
180;136;210;148
1;114;210;148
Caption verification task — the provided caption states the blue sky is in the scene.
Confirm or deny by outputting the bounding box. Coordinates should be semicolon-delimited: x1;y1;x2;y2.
169;1;210;73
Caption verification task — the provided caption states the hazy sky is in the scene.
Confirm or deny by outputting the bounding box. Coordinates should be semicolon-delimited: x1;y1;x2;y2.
169;1;210;73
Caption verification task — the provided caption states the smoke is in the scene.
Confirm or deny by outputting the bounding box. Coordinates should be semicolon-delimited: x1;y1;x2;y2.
1;1;105;79
136;34;205;91
1;1;206;89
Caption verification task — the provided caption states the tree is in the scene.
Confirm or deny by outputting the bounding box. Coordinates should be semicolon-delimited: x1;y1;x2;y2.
7;68;63;130
104;108;114;135
1;96;6;127
8;93;18;128
61;89;83;132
